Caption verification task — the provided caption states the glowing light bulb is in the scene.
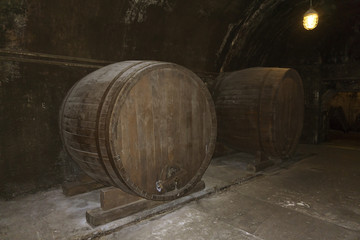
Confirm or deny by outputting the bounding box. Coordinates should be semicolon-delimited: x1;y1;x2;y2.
303;8;319;30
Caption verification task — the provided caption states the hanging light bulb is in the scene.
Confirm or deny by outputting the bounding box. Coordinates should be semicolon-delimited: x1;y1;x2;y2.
303;0;319;30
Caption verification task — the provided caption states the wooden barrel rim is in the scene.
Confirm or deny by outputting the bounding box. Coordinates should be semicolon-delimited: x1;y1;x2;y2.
259;68;303;158
257;68;272;158
276;69;303;156
96;61;155;193
107;62;217;200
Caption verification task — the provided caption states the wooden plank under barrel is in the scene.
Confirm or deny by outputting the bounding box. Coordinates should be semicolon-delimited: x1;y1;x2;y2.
59;61;217;201
214;67;304;160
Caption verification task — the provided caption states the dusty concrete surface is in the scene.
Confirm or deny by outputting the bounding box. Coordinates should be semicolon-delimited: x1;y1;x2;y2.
99;143;360;240
1;143;360;240
0;152;254;240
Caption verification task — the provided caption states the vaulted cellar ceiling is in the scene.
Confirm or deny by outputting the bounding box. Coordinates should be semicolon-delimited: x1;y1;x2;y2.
218;0;360;71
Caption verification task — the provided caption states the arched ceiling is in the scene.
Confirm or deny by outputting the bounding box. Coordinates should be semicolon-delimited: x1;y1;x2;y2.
218;0;360;71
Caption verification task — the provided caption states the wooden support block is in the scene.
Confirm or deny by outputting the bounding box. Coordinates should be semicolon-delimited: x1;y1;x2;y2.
188;180;205;194
247;160;274;172
101;187;141;211
86;180;206;226
255;151;268;163
245;151;275;172
62;174;104;197
87;198;166;226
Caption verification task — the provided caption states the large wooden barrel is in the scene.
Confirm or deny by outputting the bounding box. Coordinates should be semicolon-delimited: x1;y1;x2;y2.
59;61;216;200
214;67;304;159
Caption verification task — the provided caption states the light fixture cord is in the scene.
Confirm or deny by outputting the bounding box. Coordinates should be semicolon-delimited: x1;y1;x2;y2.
310;0;313;7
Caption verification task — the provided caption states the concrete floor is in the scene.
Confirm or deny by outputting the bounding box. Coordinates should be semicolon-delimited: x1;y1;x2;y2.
1;140;360;240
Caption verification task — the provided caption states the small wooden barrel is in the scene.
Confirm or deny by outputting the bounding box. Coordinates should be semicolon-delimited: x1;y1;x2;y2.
214;67;304;159
59;61;216;200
